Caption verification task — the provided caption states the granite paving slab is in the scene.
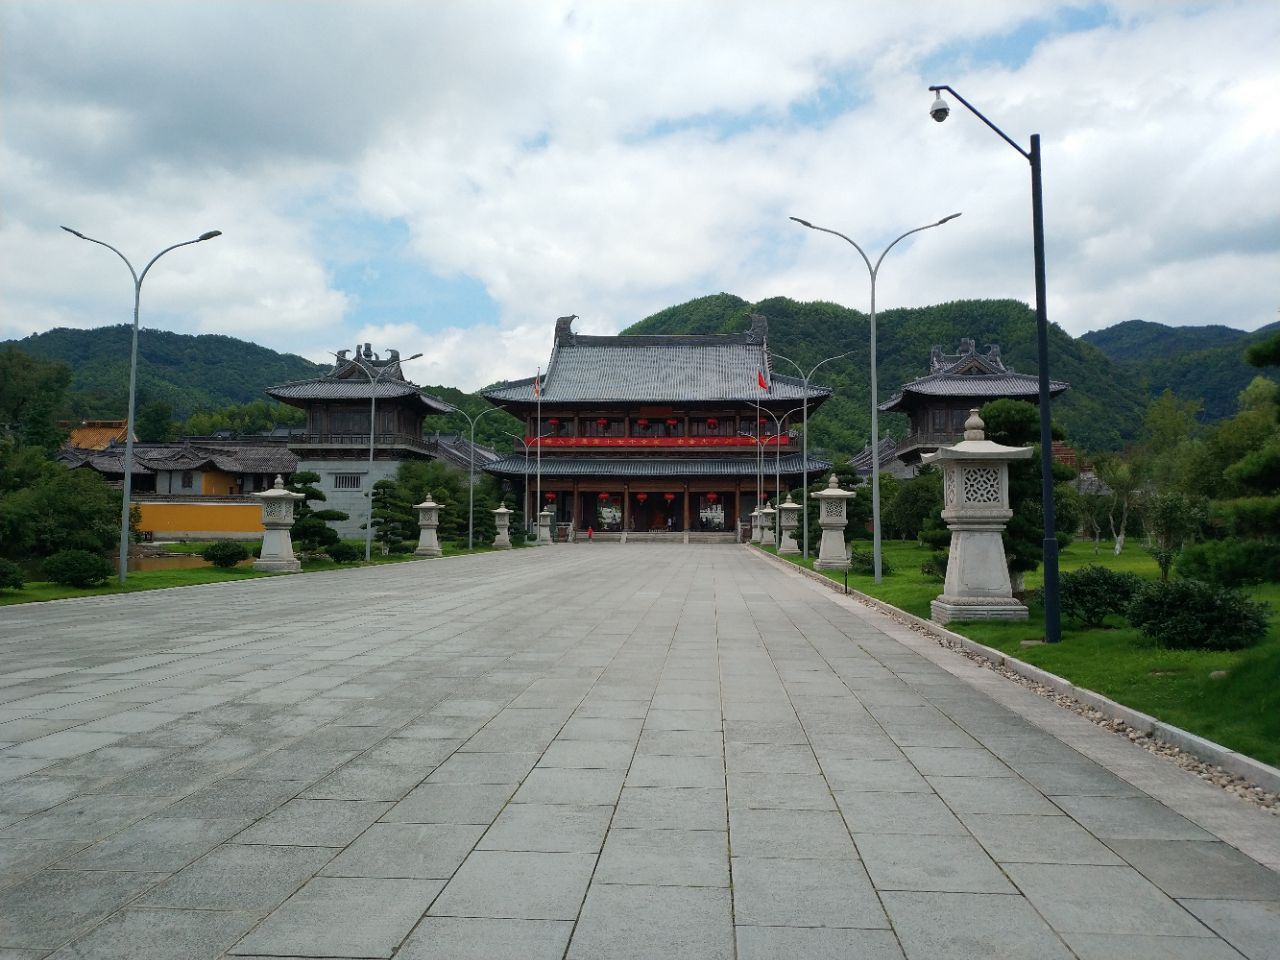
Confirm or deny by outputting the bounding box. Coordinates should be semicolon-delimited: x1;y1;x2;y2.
229;876;443;958
0;544;1276;958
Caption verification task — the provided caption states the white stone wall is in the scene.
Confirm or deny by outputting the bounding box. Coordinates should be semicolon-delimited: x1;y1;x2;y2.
297;459;403;540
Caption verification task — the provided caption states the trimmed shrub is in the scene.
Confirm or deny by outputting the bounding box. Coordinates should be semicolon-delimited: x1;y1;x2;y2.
1058;565;1145;627
326;542;361;564
1126;579;1269;651
920;550;948;582
0;558;24;591
200;541;250;569
848;548;893;577
42;550;112;588
1175;540;1280;588
389;541;415;555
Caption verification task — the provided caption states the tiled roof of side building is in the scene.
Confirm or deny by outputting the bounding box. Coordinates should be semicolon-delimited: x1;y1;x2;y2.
483;315;832;406
266;353;453;413
483;453;832;478
879;372;1068;412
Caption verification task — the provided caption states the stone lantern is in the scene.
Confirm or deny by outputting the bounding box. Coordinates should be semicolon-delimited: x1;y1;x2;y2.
536;506;554;545
760;502;776;547
492;502;513;550
414;493;443;557
252;475;305;572
813;474;856;570
750;507;762;543
923;410;1032;624
777;494;801;555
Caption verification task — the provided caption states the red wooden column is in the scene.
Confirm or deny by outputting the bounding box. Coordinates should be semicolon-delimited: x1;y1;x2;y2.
682;482;690;531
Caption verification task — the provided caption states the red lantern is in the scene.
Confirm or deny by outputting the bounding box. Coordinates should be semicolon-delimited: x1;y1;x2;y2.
707;418;718;429
544;492;555;501
547;418;559;426
665;418;678;427
636;493;648;503
759;416;768;424
663;492;676;503
706;491;718;504
596;418;608;427
637;418;649;428
598;492;609;501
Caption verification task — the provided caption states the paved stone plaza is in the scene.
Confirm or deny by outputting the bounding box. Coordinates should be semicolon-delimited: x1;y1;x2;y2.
1;545;1278;959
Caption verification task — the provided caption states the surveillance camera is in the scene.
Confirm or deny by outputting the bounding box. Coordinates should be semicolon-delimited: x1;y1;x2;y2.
930;95;950;122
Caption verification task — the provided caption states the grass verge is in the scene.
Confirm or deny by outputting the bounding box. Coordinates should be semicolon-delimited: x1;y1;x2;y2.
765;539;1280;768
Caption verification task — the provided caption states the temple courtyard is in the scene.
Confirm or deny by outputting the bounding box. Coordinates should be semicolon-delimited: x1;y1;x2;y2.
0;545;1277;960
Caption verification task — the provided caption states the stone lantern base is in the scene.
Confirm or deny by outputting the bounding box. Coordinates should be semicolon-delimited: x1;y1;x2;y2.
930;596;1027;624
254;529;301;573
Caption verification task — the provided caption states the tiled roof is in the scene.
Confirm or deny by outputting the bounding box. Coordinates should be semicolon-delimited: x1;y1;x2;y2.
483;316;830;406
483;453;831;478
66;422;131;450
266;356;452;413
879;371;1068;412
60;443;298;475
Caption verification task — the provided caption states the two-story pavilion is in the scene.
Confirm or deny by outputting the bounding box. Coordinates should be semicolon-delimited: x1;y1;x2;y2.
481;315;832;538
266;345;453;537
878;339;1068;475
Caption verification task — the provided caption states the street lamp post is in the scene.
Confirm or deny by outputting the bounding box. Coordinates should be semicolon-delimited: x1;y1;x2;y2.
756;404;808;545
769;350;854;561
450;405;501;550
927;83;1061;644
341;350;424;562
503;429;554;538
61;226;222;585
790;213;960;584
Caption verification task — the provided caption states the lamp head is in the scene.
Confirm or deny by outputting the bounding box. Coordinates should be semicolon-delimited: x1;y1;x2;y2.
61;225;87;239
938;213;962;225
405;352;424;362
197;230;222;241
789;216;814;228
929;93;950;122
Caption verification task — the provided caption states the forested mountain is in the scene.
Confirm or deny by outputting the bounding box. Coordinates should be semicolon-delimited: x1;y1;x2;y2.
1081;319;1249;362
5;326;326;420
1082;319;1280;421
626;295;1148;456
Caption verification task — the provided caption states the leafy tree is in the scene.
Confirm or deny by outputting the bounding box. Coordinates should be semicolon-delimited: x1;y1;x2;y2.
882;467;941;540
135;400;175;442
286;471;347;553
1139;491;1209;581
0;347;71;450
42;549;112;588
1094;455;1139;553
368;478;417;551
0;468;119;561
1247;331;1280;368
979;399;1076;583
180;399;304;437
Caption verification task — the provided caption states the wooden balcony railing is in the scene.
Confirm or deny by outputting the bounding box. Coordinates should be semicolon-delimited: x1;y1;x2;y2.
288;433;435;454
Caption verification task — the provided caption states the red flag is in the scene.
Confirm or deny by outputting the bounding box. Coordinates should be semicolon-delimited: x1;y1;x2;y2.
757;370;769;390
533;374;540;398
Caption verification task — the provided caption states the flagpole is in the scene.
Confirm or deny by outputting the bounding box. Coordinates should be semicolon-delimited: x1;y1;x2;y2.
535;367;542;538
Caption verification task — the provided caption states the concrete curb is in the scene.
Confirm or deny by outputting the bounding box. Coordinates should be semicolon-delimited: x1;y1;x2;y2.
750;545;1280;795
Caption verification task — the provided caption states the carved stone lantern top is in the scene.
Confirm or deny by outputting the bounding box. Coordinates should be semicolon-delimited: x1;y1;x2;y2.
253;475;305;503
812;474;855;501
414;493;441;512
492;501;512;516
922;410;1031;464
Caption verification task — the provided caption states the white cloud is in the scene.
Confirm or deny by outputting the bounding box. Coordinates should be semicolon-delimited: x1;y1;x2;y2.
1;1;1276;391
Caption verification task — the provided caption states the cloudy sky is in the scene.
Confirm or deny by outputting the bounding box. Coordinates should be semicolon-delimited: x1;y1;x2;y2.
2;1;1277;390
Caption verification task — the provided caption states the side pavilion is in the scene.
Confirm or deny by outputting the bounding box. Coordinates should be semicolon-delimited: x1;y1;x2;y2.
481;314;832;538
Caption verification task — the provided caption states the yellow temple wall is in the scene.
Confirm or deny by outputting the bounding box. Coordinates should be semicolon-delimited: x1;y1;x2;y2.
136;500;264;540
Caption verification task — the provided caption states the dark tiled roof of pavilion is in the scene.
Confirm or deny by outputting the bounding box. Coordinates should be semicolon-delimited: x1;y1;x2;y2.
483;452;831;478
483;315;831;407
59;442;298;476
266;351;452;414
879;338;1068;413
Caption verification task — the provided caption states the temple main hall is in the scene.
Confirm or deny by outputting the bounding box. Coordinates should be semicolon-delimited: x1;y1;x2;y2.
482;315;832;540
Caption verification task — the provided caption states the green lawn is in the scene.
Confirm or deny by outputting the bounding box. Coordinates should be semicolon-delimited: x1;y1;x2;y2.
0;541;511;607
766;539;1280;768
